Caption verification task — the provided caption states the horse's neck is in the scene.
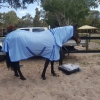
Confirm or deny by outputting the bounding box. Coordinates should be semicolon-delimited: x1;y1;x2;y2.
51;26;73;47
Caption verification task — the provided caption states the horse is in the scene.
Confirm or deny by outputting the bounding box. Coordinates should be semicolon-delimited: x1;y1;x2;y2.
2;25;81;80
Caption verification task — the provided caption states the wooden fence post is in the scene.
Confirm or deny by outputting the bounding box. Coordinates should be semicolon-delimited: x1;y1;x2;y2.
86;33;89;50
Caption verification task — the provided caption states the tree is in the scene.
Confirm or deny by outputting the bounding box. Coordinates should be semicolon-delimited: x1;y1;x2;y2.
0;0;43;9
16;18;24;28
33;8;42;26
3;11;18;27
44;12;59;28
21;13;33;27
85;10;100;27
0;13;4;27
0;0;100;9
90;10;100;27
42;0;100;27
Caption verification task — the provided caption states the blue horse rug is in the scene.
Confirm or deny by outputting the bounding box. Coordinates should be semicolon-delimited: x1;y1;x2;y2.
2;26;73;62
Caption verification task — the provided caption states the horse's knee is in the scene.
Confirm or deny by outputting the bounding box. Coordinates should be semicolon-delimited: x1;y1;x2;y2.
45;59;50;67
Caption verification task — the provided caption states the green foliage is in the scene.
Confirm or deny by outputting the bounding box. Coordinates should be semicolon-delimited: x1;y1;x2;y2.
0;8;48;28
21;13;33;27
89;10;100;27
2;11;18;27
42;0;100;27
45;12;59;28
0;0;40;9
0;0;99;9
0;0;100;28
0;13;4;27
33;8;41;26
79;10;100;27
33;8;48;27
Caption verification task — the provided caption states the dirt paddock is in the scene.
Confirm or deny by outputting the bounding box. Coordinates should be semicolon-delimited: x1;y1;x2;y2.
0;50;100;100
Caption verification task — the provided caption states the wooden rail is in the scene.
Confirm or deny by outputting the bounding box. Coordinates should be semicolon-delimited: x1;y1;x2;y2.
60;35;100;65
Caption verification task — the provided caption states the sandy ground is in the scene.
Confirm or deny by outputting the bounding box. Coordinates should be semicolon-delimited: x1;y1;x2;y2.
0;43;100;100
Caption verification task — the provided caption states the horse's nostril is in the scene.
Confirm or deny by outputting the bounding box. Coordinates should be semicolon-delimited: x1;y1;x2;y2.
80;39;81;43
78;38;81;43
77;38;81;44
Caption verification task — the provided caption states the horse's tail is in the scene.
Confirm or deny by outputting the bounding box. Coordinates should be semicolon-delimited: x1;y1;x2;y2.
5;24;16;70
5;53;13;70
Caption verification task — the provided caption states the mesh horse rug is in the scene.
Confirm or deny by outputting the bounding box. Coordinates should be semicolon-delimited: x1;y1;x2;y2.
2;26;73;62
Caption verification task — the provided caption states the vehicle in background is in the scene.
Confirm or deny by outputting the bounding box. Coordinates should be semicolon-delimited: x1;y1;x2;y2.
0;28;7;52
0;28;7;61
17;27;48;32
0;27;48;48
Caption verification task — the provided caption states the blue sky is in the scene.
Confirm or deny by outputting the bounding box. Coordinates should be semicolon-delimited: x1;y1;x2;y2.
91;5;100;11
0;2;100;18
0;2;41;18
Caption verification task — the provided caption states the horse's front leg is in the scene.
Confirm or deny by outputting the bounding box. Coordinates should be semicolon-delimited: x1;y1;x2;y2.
59;52;63;65
41;59;50;80
51;61;56;76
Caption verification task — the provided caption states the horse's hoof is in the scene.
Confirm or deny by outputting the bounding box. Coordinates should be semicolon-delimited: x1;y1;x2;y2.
51;72;56;76
14;74;19;77
42;77;46;80
41;75;46;80
20;77;26;80
53;73;56;76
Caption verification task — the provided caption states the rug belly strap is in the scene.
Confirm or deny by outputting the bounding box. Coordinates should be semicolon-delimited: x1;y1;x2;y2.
26;46;46;56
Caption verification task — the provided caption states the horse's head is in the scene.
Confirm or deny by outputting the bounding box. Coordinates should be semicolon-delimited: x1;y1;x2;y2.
72;24;81;44
7;25;16;33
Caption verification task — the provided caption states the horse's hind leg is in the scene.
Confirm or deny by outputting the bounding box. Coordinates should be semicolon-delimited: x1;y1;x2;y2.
14;62;26;80
9;62;19;77
18;68;26;80
13;66;19;77
51;61;56;76
41;59;50;80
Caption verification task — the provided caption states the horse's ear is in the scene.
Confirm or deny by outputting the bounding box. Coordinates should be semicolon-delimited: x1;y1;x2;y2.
73;23;78;29
73;23;78;27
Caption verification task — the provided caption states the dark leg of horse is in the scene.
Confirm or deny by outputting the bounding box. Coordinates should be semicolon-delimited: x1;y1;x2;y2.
12;62;26;80
41;59;50;80
16;62;26;80
59;52;63;65
13;64;19;77
6;53;26;80
51;61;56;76
10;62;19;77
6;53;12;69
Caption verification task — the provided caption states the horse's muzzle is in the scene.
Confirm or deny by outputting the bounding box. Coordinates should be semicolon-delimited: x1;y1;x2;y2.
77;38;81;44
